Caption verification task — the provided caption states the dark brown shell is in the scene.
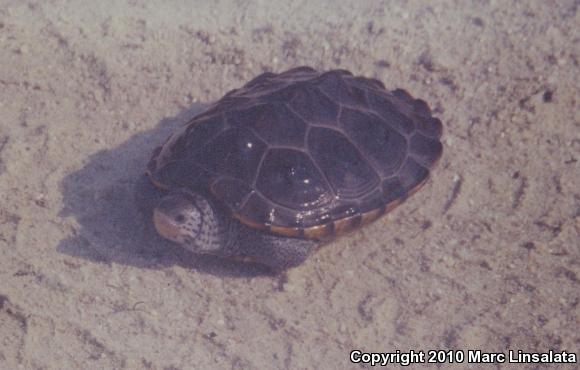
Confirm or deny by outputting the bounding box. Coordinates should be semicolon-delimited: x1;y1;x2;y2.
147;67;443;240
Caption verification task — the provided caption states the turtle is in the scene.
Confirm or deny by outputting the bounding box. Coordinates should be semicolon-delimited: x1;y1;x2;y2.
138;66;443;270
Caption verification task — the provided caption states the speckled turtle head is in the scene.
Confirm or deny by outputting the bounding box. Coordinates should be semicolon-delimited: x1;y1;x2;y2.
142;66;443;269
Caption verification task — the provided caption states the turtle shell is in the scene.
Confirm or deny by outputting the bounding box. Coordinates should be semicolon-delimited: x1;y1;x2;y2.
147;67;443;240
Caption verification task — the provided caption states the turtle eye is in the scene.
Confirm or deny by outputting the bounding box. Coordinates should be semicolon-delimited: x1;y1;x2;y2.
174;214;186;224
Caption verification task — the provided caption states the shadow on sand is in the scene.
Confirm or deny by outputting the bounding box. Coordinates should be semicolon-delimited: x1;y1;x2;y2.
58;103;272;277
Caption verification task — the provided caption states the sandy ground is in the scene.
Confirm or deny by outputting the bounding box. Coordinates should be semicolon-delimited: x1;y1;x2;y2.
1;1;578;369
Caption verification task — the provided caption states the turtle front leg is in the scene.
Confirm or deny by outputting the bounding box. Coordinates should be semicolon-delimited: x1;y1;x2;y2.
232;226;319;270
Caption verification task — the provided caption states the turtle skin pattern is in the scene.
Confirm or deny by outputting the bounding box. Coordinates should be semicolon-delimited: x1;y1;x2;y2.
148;67;443;240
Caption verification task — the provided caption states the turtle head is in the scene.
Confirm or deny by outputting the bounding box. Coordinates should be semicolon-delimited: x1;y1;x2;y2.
153;189;225;255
